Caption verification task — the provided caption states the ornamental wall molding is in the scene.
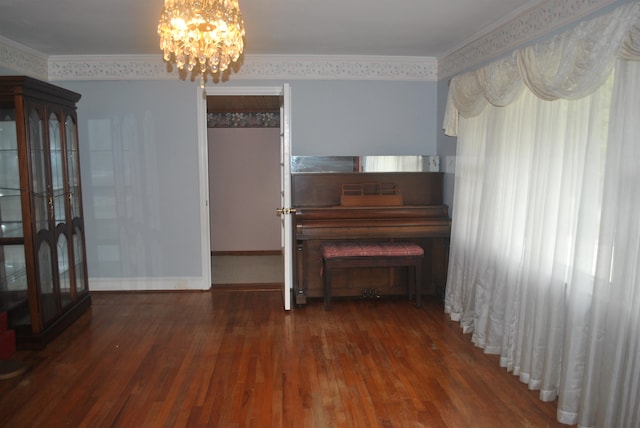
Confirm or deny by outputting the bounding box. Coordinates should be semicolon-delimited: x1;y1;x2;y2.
439;0;617;78
0;35;48;81
46;54;438;82
0;0;617;83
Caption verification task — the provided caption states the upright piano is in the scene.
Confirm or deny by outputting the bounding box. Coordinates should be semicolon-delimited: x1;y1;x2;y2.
292;172;451;305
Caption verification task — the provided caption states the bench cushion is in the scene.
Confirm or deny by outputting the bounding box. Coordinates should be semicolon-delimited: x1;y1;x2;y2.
321;242;424;259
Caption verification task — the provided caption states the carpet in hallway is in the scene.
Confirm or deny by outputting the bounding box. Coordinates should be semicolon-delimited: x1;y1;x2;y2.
211;255;283;285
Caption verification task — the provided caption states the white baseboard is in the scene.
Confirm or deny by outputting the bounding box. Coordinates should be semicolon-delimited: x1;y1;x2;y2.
88;277;209;292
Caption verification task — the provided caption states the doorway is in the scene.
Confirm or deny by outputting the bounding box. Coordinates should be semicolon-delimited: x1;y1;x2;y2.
206;96;281;285
196;86;293;309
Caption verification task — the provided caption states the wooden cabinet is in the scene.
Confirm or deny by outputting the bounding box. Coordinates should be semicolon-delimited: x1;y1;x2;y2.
0;76;90;349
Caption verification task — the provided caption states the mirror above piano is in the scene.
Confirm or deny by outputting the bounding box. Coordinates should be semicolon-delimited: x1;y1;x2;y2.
291;155;440;173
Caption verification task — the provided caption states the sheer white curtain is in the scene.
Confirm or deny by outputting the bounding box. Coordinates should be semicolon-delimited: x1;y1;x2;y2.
579;58;640;427
443;3;640;426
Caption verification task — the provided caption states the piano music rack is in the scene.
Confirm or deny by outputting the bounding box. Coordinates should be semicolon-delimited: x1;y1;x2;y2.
340;182;403;206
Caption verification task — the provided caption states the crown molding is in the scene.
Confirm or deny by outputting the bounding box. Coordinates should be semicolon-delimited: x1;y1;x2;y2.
439;0;617;79
231;55;438;81
0;35;48;80
0;37;438;82
46;54;438;82
47;55;170;81
0;38;437;83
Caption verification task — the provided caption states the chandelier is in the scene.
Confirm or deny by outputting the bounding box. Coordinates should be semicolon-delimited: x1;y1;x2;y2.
158;0;245;83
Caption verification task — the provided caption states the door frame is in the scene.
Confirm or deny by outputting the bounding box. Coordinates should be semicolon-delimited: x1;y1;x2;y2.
195;84;292;308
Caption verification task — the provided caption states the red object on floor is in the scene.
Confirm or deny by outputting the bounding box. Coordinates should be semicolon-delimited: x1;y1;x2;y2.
0;312;16;359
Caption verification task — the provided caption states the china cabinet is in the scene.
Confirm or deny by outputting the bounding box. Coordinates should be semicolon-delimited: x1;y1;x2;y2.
0;76;90;349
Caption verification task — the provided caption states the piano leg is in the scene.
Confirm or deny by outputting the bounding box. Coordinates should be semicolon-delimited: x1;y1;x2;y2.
323;259;332;310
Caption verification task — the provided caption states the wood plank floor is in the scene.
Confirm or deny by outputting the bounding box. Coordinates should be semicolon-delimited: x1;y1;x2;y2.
0;291;566;427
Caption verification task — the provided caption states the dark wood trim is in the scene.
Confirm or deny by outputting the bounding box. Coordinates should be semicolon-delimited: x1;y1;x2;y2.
292;172;444;207
211;250;282;256
211;283;281;291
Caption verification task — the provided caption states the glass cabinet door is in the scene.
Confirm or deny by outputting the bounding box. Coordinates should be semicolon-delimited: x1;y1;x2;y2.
0;109;28;312
65;116;87;295
49;112;72;309
0;109;21;239
29;107;58;326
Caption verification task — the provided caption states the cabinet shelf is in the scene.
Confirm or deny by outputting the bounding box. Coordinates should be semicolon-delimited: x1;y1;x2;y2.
0;223;24;239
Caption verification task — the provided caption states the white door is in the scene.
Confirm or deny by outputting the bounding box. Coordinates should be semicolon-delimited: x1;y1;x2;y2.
278;84;293;310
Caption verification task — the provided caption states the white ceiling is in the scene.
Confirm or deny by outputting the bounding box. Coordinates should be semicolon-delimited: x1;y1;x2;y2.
0;0;543;59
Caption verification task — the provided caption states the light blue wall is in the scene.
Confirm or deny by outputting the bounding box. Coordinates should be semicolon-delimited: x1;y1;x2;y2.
57;80;203;279
291;80;437;155
210;79;438;155
53;78;438;282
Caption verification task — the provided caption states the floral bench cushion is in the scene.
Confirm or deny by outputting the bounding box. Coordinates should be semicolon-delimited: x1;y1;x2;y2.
321;242;424;258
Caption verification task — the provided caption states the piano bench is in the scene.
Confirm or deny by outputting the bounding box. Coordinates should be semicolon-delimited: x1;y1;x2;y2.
320;242;424;310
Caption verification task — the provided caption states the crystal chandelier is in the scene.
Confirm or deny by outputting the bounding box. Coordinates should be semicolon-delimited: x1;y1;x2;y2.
158;0;245;84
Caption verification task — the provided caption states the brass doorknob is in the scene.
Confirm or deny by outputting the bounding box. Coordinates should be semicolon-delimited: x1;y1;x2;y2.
276;207;297;216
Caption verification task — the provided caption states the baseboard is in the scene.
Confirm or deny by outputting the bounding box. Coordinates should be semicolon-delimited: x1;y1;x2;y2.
89;277;209;291
88;282;282;293
211;250;282;256
211;283;281;292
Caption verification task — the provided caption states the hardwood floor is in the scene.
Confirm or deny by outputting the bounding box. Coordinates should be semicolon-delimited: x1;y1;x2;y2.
0;291;565;427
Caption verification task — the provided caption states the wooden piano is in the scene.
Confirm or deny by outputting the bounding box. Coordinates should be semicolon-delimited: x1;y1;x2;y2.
292;172;451;305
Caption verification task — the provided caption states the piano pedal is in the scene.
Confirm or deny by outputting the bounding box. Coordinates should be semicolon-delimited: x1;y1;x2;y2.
362;288;381;300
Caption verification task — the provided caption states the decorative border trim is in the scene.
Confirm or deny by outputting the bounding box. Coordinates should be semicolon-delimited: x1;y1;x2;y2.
46;54;438;82
439;0;617;78
208;112;280;128
232;55;438;81
48;55;169;80
0;35;48;80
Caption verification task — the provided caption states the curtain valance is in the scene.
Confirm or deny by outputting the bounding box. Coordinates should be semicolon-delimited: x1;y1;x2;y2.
444;2;640;136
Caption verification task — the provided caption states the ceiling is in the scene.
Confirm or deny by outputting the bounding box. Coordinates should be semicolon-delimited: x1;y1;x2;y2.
0;0;543;59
